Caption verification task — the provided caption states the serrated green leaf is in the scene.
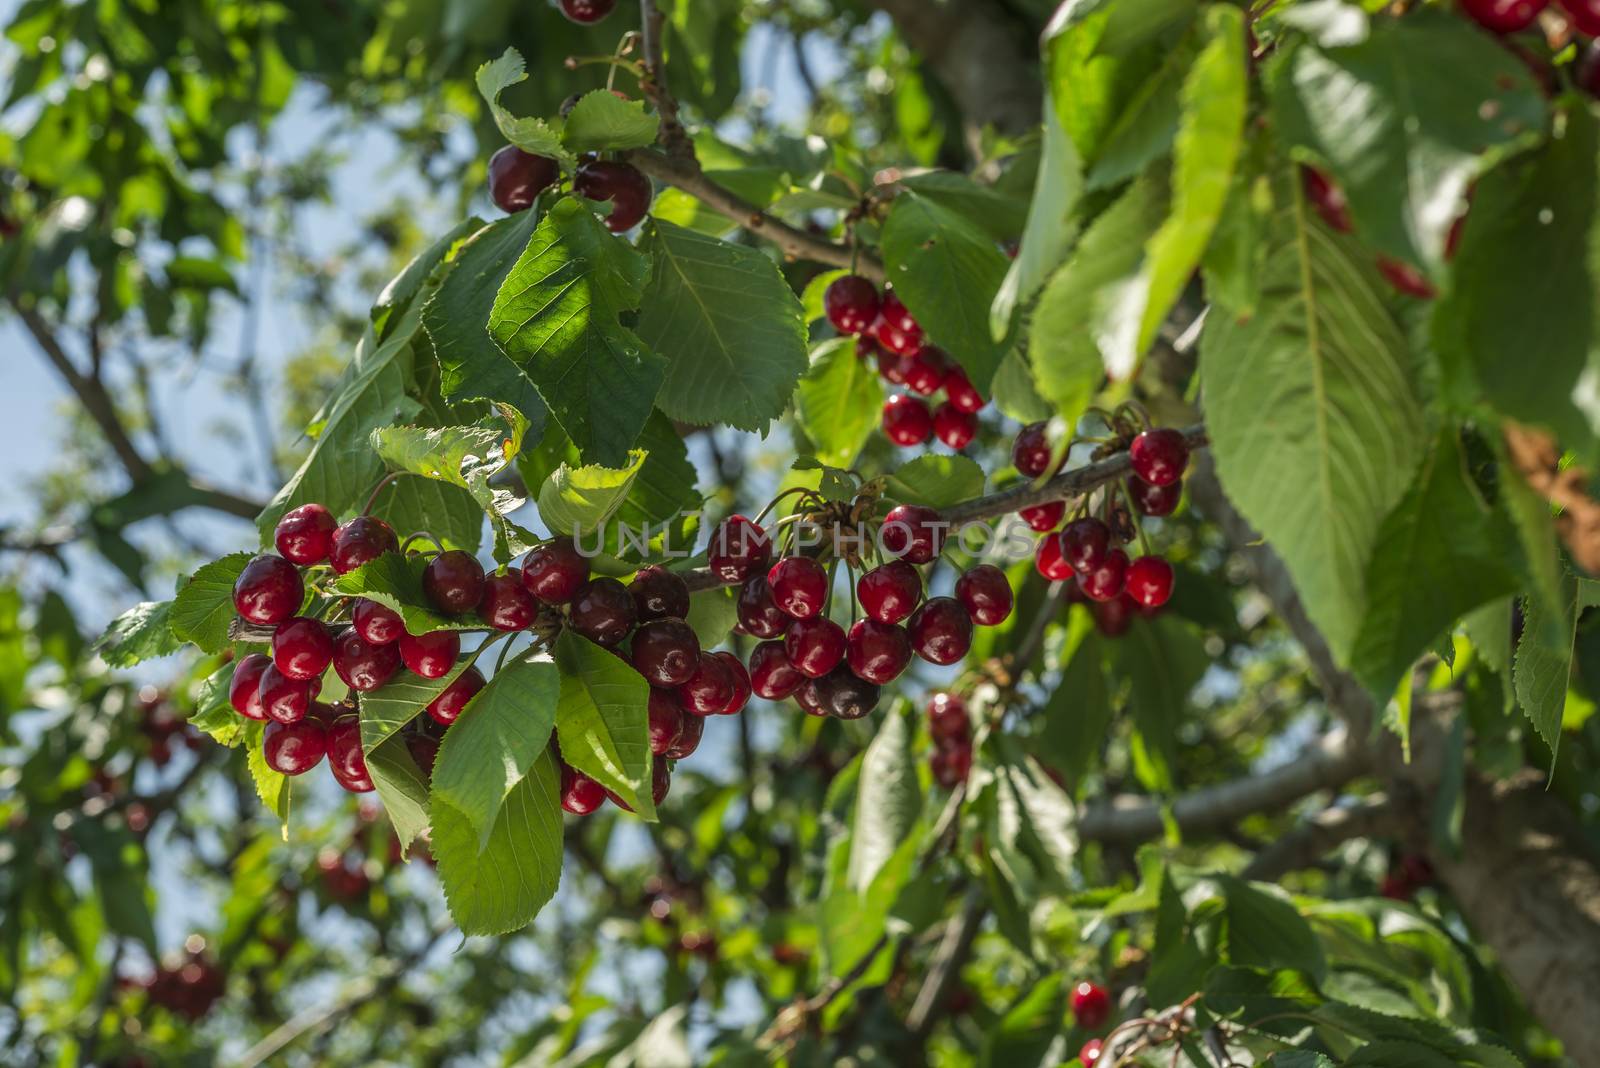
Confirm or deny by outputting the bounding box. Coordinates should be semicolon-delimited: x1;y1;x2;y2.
331;553;486;637
537;449;648;538
553;630;655;820
365;733;433;853
685;586;737;649
560;90;659;152
244;721;291;824
359;653;478;756
886;454;985;510
990;348;1052;423
95;600;181;667
1110;615;1208;792
1038;630;1112;787
1514;574;1579;770
979;974;1065;1068
1221;876;1326;980
795;338;884;469
847;703;921;895
381;477;486;557
170;553;254;654
475;48;572;163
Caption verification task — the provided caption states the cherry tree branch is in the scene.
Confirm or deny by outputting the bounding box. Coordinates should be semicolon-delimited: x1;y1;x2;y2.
1240;795;1396;882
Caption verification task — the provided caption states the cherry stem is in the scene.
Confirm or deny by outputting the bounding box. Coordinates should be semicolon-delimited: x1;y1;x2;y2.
754;486;813;525
361;471;410;516
1119;479;1154;557
400;531;443;555
565;54;645;79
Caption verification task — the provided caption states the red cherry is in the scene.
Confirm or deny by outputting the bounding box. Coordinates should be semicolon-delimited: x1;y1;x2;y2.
713;651;752;715
877;346;916;385
955;565;1013;626
559;0;616;23
1380;871;1415;900
423;550;486;615
1125;556;1174;608
943;367;985;413
665;711;705;758
1077;548;1129;603
327;719;375;793
708;515;772;583
1012;422;1057;478
408;734;440;779
737;575;793;638
814;664;881;719
749;641;806;700
882;393;934;446
1560;0;1600;33
333;628;402;692
352;598;404;645
930;744;972;788
1071;981;1112;1030
1034;533;1075;581
1400;853;1436;887
629;566;690;621
880;290;918;333
630;618;701;686
569;577;638;646
824;275;881;335
1376;256;1437;299
795;675;828;716
1458;0;1548;31
1129;479;1181;517
785;616;848;679
271;617;335;681
523;538;591;604
560;763;608;814
232;555;303;626
881;504;944;564
676;651;737;715
398;630;459;679
648;689;686;754
229;653;271;720
1579;43;1600;95
1094;593;1138;637
574;159;652;232
480;569;537;631
768;556;829;620
933;403;977;450
857;561;923;625
904;346;949;396
608;759;671;810
1059;517;1112;572
846;619;912;684
329;516;397;575
1300;165;1353;233
926;693;968;744
263;718;327;776
274;504;337;565
908;597;974;665
872;313;924;357
258;664;312;725
1019;500;1065;532
1079;1038;1104;1066
427;667;485;725
488;145;560;213
1129;428;1190;487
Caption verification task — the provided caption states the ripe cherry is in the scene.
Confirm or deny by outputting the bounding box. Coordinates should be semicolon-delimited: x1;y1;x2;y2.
333;628;403;691
881;504;944;564
1079;1038;1104;1067
1458;0;1549;32
1560;0;1600;33
1059;517;1112;573
1094;593;1137;637
609;759;672;810
677;651;737;715
1034;533;1075;581
523;538;590;604
931;744;972;788
1071;981;1112;1030
330;516;398;574
882;393;933;446
824;275;881;335
815;664;880;719
908;597;974;665
630;618;701;686
749;640;805;699
560;763;607;814
399;630;459;679
271;617;335;681
1376;256;1437;299
955;564;1014;626
263;718;327;776
1580;43;1600;95
352;598;404;645
872;314;924;358
569;577;638;646
785;616;848;678
258;664;312;724
665;711;704;758
768;556;829;619
1019;500;1065;532
943;366;984;414
795;676;828;716
708;515;772;583
714;651;752;714
934;403;977;450
480;569;537;631
1130;478;1180;517
423;550;486;615
408;734;440;779
648;689;686;754
737;575;793;638
232;555;303;625
559;0;616;24
904;346;948;396
488;145;560;213
880;290;918;333
574;159;652;232
629;565;690;621
1125;555;1174;608
1129;428;1190;487
1077;548;1129;603
274;503;337;565
229;653;271;720
846;619;912;684
1300;166;1353;233
877;346;915;385
926;693;968;744
427;666;485;725
857;560;922;625
327;719;375;793
1012;422;1057;478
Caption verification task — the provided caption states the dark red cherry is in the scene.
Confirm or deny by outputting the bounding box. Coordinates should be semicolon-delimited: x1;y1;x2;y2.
954;564;1013;626
736;575;792;638
795;675;828;716
630;618;700;686
768;556;829;620
559;0;616;24
229;653;271;720
1126;556;1174;608
677;651;737;715
824;275;881;335
327;719;375;793
877;346;915;385
1458;0;1548;32
258;664;312;725
1580;43;1600;95
629;566;690;622
880;290;918;333
523;538;590;604
882;393;933;446
569;577;638;646
1071;981;1113;1030
1300;166;1353;233
423;550;486;615
1094;593;1137;637
1560;0;1600;33
408;735;440;779
713;651;752;715
1130;478;1181;517
1077;548;1129;603
274;503;337;565
930;744;972;788
881;504;944;564
399;630;459;679
943;367;984;414
933;403;977;450
480;569;537;631
352;598;404;645
908;597;974;665
846;619;912;684
574;159;652;232
1035;534;1075;581
872;312;924;358
560;762;608;814
926;693;968;744
263;718;327;776
904;346;949;396
648;689;686;754
1129;428;1190;488
1012;422;1057;478
330;516;398;575
749;640;805;699
665;710;704;758
708;515;772;583
333;628;403;692
784;616;848;679
817;664;880;720
427;666;485;725
1376;256;1437;299
488;145;560;213
1019;501;1065;532
857;560;922;625
232;555;303;625
1059;517;1112;573
271;617;335;681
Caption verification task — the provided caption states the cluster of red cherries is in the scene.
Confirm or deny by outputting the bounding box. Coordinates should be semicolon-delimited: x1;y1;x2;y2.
1459;0;1600;39
925;692;974;789
131;943;225;1022
1379;853;1437;902
488;144;652;231
1073;979;1114;1065
822;273;988;451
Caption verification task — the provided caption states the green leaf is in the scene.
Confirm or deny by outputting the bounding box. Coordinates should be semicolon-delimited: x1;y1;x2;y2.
432;656;560;848
996;751;1078;888
365;733;433;854
1200;172;1426;662
170;553;254;655
1514;574;1582;769
979;974;1065;1068
897;171;1029;242
1111;616;1208;792
886;454;985;510
488;198;661;467
795;338;884;468
244;721;291;824
560;90;660;153
1038;631;1113;786
537;449;648;538
553;630;655;820
331;553;487;637
381;477;485;557
433;749;563;935
685;586;737;649
359;658;476;754
990;348;1053;424
1267;8;1547;276
847;702;921;895
1221;876;1326;980
95;600;181;668
635;219;809;433
1084;34;1193;193
1348;431;1522;701
882;189;1010;391
475;48;572;163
